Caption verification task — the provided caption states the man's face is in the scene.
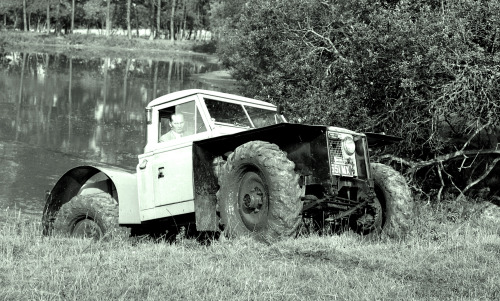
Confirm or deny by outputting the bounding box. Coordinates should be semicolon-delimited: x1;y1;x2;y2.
170;114;184;134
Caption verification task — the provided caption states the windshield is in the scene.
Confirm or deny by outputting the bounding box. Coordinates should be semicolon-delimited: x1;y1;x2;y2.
204;98;282;128
245;106;281;128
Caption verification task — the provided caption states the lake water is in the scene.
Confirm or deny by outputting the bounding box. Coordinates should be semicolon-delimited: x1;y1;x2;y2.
0;50;228;216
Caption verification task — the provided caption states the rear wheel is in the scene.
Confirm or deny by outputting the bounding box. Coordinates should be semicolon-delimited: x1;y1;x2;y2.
217;141;303;242
51;194;128;240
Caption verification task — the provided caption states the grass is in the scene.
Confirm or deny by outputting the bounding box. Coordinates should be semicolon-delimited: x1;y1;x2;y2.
1;200;499;300
0;31;216;59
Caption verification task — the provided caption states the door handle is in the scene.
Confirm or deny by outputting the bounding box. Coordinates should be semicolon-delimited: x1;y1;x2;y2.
158;167;164;178
139;159;148;170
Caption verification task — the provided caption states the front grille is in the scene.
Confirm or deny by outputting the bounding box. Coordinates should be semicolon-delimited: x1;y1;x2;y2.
328;133;356;177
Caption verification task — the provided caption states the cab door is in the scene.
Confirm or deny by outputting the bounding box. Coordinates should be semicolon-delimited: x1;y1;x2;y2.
137;97;210;220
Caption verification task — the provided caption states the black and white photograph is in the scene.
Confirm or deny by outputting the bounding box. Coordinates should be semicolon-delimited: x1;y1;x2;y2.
1;0;499;300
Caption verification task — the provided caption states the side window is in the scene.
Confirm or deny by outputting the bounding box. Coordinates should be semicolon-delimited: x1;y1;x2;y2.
158;101;207;142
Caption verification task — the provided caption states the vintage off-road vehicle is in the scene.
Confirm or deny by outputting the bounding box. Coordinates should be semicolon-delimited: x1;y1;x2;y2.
42;89;412;241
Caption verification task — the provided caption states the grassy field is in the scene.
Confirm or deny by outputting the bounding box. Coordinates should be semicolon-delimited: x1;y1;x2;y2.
1;200;499;300
0;31;217;59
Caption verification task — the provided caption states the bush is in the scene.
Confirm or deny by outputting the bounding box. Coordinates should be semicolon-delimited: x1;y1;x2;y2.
213;0;500;160
192;40;218;54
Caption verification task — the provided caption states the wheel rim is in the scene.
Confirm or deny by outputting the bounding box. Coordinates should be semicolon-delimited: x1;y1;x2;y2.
72;219;103;239
237;171;269;231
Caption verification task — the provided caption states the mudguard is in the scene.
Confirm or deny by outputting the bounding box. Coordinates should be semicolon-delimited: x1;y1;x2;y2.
365;132;402;148
42;165;140;226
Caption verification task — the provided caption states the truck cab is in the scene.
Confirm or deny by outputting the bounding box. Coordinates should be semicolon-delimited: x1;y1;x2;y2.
135;90;284;222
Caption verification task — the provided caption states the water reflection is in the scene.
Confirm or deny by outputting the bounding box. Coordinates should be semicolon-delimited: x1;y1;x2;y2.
0;51;221;214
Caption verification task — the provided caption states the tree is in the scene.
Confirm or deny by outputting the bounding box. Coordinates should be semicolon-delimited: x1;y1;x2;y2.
170;0;176;41
0;0;20;29
23;0;27;31
55;0;60;35
83;0;105;31
212;0;500;197
71;0;75;33
127;0;131;39
105;0;111;36
157;0;161;37
46;0;50;32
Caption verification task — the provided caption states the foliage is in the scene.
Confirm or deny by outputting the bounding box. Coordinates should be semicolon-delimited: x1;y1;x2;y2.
213;0;500;161
0;0;212;39
82;0;106;27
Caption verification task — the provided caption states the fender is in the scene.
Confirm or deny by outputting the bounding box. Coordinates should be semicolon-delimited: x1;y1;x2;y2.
364;132;402;147
42;165;140;226
191;123;327;231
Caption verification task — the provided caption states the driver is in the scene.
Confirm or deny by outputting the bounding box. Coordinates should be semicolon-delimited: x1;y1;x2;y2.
159;113;185;142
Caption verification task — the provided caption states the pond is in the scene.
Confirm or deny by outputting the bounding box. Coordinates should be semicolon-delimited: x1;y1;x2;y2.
0;50;230;216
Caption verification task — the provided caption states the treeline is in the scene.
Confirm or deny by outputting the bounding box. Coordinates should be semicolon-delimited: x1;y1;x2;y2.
212;0;500;198
0;0;211;40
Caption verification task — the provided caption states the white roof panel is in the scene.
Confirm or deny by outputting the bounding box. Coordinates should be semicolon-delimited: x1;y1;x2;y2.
146;89;277;109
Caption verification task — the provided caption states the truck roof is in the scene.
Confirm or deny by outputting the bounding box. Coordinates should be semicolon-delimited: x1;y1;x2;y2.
146;89;277;109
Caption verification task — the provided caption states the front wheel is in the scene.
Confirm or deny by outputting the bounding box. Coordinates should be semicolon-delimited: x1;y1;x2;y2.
217;141;303;242
51;194;128;240
352;163;413;236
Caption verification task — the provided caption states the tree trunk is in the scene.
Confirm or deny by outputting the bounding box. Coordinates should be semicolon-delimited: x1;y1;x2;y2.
56;1;61;36
134;3;139;37
106;0;111;36
127;0;132;39
157;0;161;38
170;0;176;41
23;0;27;31
196;2;200;40
46;2;50;33
182;0;187;40
14;13;19;29
149;0;155;40
71;0;75;34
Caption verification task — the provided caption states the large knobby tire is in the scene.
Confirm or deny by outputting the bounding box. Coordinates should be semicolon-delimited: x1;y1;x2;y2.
370;163;413;237
217;141;302;242
51;194;128;240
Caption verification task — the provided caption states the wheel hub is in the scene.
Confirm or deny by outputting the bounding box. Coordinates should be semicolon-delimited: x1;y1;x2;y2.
243;187;264;212
238;171;269;230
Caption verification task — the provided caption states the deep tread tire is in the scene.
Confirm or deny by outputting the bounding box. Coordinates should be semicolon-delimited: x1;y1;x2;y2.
217;141;302;242
51;194;129;240
371;163;413;236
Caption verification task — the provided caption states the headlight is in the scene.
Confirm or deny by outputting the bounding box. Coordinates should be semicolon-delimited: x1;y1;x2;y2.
343;136;355;155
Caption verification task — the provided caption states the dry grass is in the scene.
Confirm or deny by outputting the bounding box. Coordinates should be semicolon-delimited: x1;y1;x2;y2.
1;200;499;300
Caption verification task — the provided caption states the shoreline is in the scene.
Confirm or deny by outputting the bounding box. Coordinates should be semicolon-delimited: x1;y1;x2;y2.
1;31;239;93
0;30;217;59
